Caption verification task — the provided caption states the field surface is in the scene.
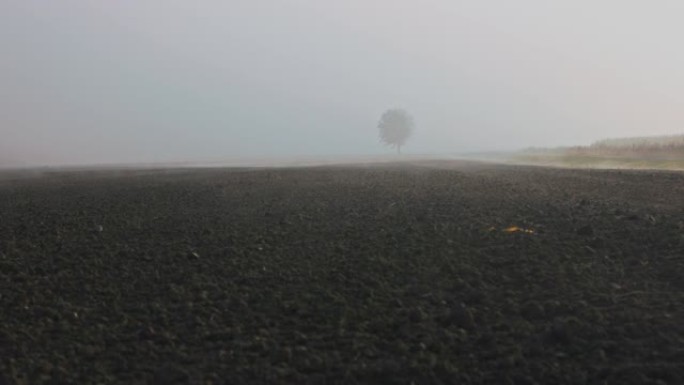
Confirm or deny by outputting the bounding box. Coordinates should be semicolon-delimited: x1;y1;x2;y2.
1;161;684;384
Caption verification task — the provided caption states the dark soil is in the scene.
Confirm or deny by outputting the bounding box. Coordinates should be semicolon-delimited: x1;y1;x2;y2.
1;161;684;384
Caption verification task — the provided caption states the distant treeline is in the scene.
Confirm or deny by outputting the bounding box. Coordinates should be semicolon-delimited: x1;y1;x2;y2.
524;134;684;159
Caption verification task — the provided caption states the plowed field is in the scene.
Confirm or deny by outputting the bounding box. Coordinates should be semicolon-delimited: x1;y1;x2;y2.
1;161;683;384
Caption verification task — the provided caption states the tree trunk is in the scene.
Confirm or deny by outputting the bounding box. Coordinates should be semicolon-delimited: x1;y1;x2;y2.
397;145;401;155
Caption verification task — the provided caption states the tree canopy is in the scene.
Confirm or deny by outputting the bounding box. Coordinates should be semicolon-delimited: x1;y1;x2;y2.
378;109;414;154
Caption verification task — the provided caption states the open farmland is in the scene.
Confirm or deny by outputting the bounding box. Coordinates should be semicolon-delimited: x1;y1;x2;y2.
511;134;684;171
1;161;684;384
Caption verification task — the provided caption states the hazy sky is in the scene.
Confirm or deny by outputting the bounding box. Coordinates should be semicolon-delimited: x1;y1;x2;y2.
2;1;684;165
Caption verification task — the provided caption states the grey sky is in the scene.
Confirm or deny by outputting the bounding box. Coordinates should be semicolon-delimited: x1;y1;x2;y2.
2;1;684;165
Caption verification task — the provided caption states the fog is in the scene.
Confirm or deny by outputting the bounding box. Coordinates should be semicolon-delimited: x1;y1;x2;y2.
2;1;684;166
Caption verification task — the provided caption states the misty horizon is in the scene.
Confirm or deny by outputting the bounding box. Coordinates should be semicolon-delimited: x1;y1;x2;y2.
3;1;684;167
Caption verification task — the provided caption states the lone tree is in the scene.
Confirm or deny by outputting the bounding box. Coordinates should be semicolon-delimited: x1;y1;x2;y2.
378;108;414;154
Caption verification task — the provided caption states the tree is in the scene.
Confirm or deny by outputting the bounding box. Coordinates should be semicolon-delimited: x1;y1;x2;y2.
378;108;414;154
